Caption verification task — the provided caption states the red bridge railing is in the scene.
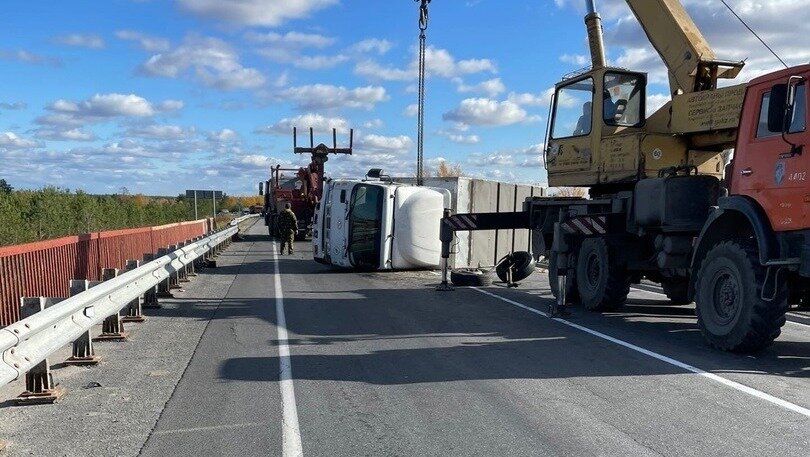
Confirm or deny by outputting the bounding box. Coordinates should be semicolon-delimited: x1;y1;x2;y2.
0;219;213;326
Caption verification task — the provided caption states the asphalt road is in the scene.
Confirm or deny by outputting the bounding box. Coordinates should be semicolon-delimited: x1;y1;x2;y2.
2;221;809;456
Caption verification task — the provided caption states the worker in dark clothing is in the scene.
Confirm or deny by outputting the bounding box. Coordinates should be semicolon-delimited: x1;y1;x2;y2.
277;202;298;255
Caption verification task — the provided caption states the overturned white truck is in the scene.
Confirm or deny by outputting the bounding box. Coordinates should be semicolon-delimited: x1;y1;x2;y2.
312;170;450;270
312;170;547;277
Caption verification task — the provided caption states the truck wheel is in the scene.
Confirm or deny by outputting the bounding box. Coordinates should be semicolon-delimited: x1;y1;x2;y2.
694;241;788;352
548;251;577;303
450;269;493;287
661;277;691;305
496;251;535;283
575;237;630;311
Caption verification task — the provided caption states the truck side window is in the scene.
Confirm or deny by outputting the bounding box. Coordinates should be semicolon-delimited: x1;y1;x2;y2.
603;72;645;127
551;77;594;138
340;189;346;203
789;83;806;133
756;92;780;138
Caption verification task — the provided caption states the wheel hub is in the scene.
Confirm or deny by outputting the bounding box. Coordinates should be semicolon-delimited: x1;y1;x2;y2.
711;269;740;324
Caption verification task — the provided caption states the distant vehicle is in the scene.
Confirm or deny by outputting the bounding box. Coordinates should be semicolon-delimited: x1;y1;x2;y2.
313;169;450;270
260;128;353;241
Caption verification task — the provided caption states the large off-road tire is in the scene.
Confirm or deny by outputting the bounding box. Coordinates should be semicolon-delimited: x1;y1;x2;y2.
694;241;788;352
496;251;535;283
450;269;493;287
548;251;577;303
575;237;630;311
661;277;691;305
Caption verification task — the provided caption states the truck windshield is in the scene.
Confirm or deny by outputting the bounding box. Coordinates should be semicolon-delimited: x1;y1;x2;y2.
348;184;384;269
551;77;594;138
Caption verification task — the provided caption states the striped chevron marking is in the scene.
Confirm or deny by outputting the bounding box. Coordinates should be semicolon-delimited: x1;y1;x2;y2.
445;214;479;230
561;215;607;235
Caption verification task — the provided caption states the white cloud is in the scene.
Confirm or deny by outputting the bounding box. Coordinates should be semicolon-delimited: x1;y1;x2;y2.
0;49;61;67
278;84;388;110
0;101;26;110
350;39;393;55
36;93;182;127
355;46;497;82
448;134;480;144
647;93;671;116
0;132;38;150
177;0;338;27
403;104;419;117
258;48;348;70
454;77;506;97
362;119;384;129
126;124;196;140
245;31;334;48
507;88;555;108
115;30;170;52
443;98;531;126
357;134;412;154
468;153;514;167
34;128;96;142
208;128;238;142
54;34;105;49
139;36;265;90
255;113;349;135
560;53;588;66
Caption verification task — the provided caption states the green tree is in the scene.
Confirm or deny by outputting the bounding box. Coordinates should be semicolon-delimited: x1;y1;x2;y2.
0;179;12;195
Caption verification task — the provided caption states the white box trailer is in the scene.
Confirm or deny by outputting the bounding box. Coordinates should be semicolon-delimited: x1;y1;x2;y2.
392;177;547;268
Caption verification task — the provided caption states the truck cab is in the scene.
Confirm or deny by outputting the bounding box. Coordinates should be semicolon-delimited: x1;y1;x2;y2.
313;171;450;270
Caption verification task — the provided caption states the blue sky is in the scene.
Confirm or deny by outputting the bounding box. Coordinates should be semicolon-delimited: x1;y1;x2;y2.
1;0;807;195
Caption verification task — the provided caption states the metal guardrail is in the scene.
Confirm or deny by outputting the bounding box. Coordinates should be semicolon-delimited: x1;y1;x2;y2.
229;213;261;226
0;225;238;387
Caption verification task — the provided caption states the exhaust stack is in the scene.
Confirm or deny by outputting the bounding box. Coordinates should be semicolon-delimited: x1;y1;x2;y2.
585;0;606;69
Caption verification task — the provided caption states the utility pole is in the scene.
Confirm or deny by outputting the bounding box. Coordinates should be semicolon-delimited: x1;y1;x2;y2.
194;190;198;220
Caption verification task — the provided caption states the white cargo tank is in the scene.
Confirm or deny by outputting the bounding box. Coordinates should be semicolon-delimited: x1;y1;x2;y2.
313;170;450;270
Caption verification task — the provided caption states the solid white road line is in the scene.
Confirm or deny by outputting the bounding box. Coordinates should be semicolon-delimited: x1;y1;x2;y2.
471;286;810;419
273;242;304;457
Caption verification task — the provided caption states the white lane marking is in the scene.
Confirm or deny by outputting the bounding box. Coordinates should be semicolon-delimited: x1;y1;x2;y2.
631;287;810;329
273;242;304;457
471;287;810;419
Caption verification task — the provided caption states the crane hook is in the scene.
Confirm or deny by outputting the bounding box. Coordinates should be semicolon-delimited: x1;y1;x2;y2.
417;0;430;31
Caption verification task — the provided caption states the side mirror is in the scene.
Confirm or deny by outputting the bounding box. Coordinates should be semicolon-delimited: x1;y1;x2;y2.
258;181;264;195
767;84;788;132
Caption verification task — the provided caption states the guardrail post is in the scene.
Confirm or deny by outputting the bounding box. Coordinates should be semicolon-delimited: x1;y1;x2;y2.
65;280;101;366
168;245;182;290
142;253;162;308
178;241;190;283
187;237;199;277
94;269;128;342
156;248;173;298
16;297;67;405
121;260;146;322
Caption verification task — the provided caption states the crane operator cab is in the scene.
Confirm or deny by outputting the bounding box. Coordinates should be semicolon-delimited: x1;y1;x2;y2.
544;66;727;190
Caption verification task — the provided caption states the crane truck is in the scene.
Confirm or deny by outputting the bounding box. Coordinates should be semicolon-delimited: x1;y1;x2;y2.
260;128;352;240
438;0;808;352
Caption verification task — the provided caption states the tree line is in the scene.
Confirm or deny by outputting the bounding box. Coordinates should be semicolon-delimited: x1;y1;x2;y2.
0;180;260;247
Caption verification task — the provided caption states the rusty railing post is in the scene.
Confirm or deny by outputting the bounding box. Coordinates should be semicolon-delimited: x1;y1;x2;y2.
178;241;190;283
16;297;67;405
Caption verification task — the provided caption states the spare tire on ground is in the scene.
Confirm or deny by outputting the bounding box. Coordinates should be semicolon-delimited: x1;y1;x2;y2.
450;268;493;287
495;251;535;283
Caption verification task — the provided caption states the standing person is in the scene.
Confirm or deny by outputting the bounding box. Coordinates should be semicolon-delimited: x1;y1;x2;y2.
278;202;298;255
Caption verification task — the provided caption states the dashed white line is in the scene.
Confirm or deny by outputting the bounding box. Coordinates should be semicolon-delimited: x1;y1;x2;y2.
471;286;810;419
273;242;304;457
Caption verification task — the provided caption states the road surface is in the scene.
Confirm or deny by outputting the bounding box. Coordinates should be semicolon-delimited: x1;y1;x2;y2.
1;221;808;456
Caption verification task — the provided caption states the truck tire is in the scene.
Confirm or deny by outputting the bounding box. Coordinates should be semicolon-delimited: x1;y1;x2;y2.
548;251;577;303
575;237;630;311
495;251;535;283
450;269;493;287
661;277;691;305
694;241;788;352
